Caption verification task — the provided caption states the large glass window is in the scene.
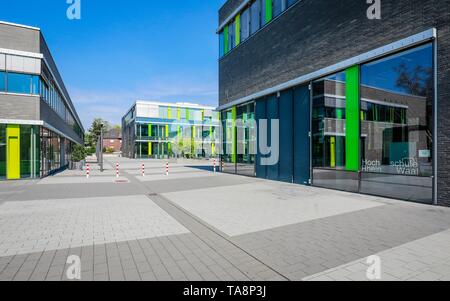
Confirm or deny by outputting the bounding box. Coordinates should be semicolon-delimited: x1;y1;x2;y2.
0;71;5;92
273;0;286;18
250;0;261;35
236;103;256;176
287;0;298;7
360;43;433;177
228;20;236;50
219;31;225;57
241;7;250;42
7;72;31;94
31;75;40;95
312;72;347;169
0;125;6;180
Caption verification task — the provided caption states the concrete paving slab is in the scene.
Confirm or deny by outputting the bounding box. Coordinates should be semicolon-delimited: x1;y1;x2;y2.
164;181;386;236
0;195;189;257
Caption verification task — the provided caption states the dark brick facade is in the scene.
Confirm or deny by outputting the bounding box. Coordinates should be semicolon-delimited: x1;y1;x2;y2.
218;0;450;205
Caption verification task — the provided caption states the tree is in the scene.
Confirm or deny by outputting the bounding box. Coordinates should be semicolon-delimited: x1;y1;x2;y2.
88;118;110;144
71;144;86;162
395;63;433;98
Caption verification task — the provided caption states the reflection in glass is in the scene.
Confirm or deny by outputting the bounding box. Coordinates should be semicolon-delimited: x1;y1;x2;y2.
360;43;433;177
312;72;346;169
250;0;261;35
236;102;256;176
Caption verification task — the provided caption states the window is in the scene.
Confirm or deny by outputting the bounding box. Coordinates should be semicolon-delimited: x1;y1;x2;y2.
360;43;433;177
31;75;40;95
312;72;347;169
159;107;169;119
273;0;288;17
287;0;298;8
241;7;250;41
0;71;5;92
219;31;224;57
7;73;31;94
250;0;261;35
260;0;267;25
228;20;236;50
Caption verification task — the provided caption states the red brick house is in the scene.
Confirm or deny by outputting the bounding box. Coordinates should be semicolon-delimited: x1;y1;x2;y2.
103;128;122;153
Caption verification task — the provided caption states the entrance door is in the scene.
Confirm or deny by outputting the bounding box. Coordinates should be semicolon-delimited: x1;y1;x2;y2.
7;125;20;180
293;84;311;185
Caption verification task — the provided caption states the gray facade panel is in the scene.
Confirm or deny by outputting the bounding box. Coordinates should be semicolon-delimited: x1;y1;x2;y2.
0;94;39;120
0;23;40;53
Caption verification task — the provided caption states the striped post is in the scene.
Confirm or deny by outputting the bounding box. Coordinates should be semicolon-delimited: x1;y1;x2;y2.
221;160;224;172
213;159;216;173
166;162;169;176
116;163;119;178
141;163;145;177
86;164;90;179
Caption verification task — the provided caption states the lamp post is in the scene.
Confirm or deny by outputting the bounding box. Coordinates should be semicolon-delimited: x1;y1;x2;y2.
100;123;104;172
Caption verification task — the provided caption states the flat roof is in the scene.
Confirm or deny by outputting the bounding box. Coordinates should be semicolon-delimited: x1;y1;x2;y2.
0;20;40;31
135;100;217;110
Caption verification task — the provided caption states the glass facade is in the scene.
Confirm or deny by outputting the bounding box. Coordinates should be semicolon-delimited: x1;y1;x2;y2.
0;125;41;180
219;43;434;203
359;43;434;202
236;103;256;176
0;71;5;92
130;105;220;160
219;0;301;57
312;72;347;170
41;127;62;177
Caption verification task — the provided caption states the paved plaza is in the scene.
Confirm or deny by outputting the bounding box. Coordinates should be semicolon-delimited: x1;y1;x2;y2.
1;156;450;281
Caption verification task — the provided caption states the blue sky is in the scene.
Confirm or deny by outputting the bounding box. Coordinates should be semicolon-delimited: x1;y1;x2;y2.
0;0;225;129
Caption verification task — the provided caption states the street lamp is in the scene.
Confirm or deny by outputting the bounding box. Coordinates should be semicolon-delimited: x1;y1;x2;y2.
100;123;104;172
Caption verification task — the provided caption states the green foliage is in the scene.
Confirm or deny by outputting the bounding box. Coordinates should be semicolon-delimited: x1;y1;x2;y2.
71;144;86;162
88;118;110;144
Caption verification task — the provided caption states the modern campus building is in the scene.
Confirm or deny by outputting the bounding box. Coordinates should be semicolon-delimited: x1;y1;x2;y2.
217;0;449;206
122;101;220;159
0;21;84;180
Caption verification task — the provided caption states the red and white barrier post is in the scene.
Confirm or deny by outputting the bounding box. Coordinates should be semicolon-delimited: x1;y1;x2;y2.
86;164;90;179
221;160;224;172
141;163;145;177
166;162;169;176
213;159;216;173
116;163;119;178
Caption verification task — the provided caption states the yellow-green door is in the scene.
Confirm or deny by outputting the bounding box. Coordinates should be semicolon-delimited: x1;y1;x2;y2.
7;125;20;180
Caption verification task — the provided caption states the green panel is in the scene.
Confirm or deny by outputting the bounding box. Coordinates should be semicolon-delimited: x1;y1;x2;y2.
7;125;20;180
177;108;181;120
148;124;152;137
232;106;237;163
148;142;152;156
265;0;273;23
224;25;229;54
345;65;360;172
235;14;241;46
167;107;171;119
186;108;190;121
